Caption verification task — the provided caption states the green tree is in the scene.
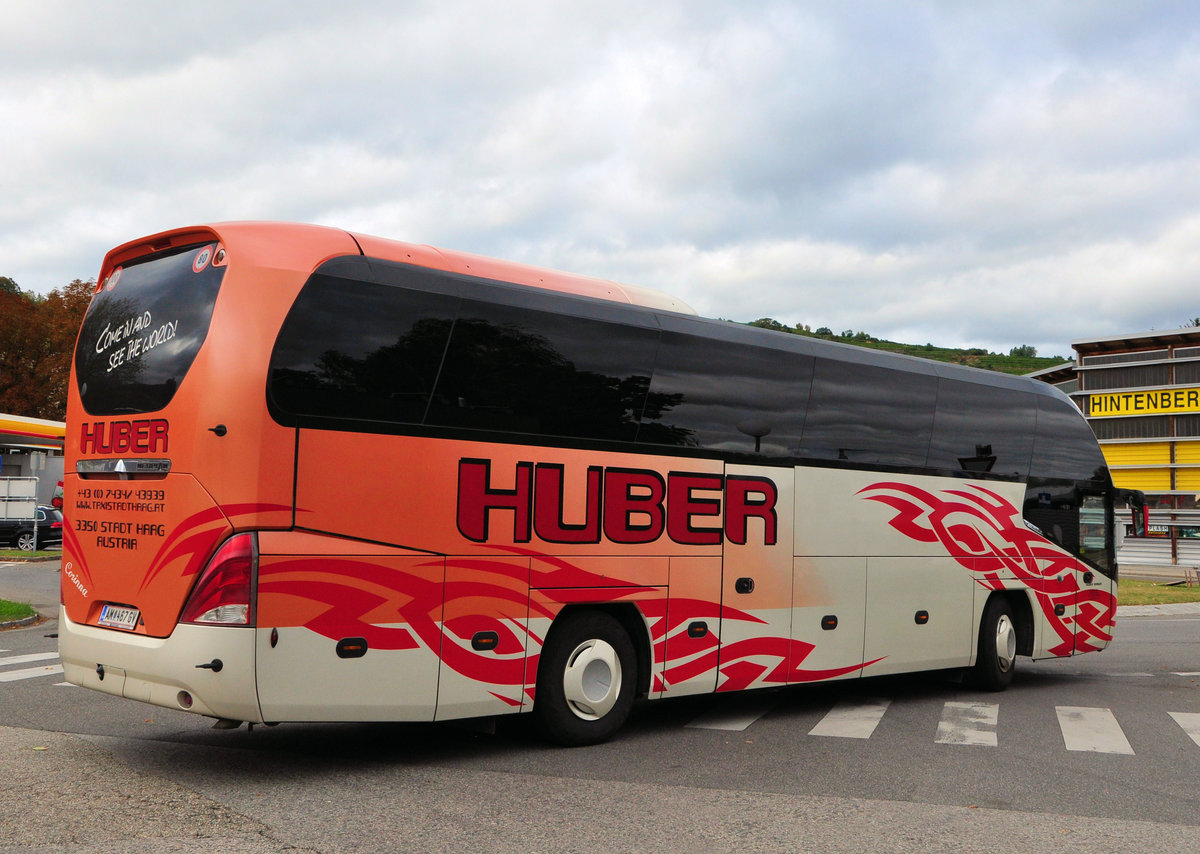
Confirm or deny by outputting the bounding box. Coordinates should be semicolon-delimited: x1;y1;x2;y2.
749;318;790;333
1009;344;1038;358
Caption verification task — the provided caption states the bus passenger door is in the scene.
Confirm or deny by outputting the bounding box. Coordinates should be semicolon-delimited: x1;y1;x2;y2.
1073;560;1116;654
716;464;794;692
1074;494;1117;654
256;542;445;722
1027;491;1117;658
1034;557;1116;658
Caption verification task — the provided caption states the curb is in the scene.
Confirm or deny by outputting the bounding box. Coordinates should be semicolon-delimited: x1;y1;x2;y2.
1116;602;1200;617
0;613;42;630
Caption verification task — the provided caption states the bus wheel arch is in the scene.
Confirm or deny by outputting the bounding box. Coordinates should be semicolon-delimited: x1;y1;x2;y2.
969;593;1020;691
532;605;646;746
1008;590;1035;657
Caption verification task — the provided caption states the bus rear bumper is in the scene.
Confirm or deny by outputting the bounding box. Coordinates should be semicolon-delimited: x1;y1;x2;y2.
57;606;262;723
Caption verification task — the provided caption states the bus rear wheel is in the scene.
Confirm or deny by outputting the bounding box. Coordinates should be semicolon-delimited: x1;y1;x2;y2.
533;611;636;746
969;596;1016;691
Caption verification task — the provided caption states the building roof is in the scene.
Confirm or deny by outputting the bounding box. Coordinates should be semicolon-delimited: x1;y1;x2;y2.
1025;361;1076;382
1072;326;1200;354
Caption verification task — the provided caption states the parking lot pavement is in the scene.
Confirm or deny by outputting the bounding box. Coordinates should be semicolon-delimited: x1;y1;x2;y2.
0;557;60;619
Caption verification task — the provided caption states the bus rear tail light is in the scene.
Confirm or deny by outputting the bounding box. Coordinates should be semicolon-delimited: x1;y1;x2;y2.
180;533;257;626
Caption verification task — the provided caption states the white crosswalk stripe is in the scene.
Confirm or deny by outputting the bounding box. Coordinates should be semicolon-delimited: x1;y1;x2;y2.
935;701;999;747
1168;712;1200;748
809;699;891;739
0;664;64;683
3;651;1197;755
682;696;1200;758
0;652;58;667
686;698;774;731
0;650;63;683
1055;706;1135;754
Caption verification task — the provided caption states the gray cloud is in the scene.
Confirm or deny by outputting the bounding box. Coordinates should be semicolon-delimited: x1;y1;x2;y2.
3;0;1200;358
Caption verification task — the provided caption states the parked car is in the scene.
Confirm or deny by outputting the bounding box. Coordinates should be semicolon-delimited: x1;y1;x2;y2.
0;506;63;551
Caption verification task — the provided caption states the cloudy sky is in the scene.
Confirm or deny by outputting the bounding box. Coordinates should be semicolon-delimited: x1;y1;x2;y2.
3;1;1199;359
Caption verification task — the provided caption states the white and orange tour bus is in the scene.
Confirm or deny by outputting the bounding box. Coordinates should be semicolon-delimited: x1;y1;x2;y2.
60;222;1120;745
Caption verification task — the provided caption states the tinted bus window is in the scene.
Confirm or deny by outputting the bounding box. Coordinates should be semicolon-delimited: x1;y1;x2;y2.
1023;482;1083;555
75;243;225;415
928;379;1035;478
426;294;659;442
639;320;810;456
1024;482;1114;576
1031;391;1108;483
800;357;937;466
269;266;460;426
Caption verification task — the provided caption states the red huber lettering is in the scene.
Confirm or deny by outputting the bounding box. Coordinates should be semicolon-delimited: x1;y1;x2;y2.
79;419;169;455
456;458;778;546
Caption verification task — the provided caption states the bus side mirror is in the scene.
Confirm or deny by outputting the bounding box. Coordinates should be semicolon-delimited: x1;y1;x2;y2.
1131;506;1149;538
1120;489;1147;537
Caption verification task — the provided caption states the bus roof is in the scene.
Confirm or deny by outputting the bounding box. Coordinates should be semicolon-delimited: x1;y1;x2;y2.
100;221;1065;408
349;231;697;315
98;221;696;315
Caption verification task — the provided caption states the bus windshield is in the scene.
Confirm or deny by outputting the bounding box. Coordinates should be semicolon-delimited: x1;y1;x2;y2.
74;242;225;415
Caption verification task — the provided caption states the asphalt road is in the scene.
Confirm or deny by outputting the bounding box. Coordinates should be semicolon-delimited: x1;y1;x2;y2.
2;559;1199;853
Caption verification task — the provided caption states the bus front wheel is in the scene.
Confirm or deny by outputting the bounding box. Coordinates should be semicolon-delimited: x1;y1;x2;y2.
969;596;1017;691
533;611;636;746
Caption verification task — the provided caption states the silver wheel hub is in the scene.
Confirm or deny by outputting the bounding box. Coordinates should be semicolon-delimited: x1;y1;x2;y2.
995;614;1016;673
562;638;622;721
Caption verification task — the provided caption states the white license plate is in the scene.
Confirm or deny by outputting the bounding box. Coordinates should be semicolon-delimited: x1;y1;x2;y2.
98;604;140;631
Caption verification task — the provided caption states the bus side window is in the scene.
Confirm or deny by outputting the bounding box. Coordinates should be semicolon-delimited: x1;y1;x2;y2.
1023;485;1115;578
268;271;459;426
1031;392;1109;483
1024;484;1081;556
799;359;936;466
928;380;1034;478
638;320;810;457
425;297;659;442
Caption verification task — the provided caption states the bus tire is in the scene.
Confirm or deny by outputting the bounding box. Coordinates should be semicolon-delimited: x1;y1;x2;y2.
533;611;636;746
970;596;1016;691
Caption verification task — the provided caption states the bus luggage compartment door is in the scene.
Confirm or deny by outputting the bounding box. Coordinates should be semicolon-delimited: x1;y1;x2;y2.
255;544;445;722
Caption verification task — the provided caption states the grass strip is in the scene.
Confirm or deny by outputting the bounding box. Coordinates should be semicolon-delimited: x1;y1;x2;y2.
0;599;36;623
1118;578;1200;606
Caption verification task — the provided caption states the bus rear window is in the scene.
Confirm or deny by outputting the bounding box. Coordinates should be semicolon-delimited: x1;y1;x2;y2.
75;243;225;415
